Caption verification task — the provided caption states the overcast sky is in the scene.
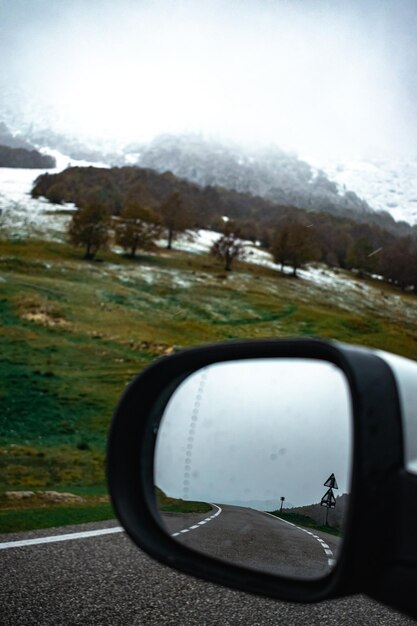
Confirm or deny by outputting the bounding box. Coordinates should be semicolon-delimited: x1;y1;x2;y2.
1;0;416;159
155;358;352;509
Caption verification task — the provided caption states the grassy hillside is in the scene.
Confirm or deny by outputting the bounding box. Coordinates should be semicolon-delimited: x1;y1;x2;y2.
156;487;211;514
268;511;341;537
1;237;417;529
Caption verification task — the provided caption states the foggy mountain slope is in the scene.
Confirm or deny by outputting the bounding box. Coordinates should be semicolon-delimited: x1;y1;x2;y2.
2;116;415;231
0;120;122;166
307;155;417;227
130;134;374;219
1;0;417;227
22;128;417;229
0;117;390;225
0;122;36;151
0;144;56;169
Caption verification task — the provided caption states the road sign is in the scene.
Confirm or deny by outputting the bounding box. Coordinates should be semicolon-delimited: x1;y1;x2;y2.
321;488;336;509
324;473;339;490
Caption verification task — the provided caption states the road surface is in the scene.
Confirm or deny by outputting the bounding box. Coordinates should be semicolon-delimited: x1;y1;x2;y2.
0;518;415;625
161;504;339;579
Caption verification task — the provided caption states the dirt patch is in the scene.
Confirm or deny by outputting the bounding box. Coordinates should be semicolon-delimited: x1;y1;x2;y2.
18;294;71;329
5;490;84;504
21;311;70;328
128;340;178;356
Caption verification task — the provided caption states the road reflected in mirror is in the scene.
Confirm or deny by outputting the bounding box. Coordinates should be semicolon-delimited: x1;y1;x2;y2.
154;358;352;580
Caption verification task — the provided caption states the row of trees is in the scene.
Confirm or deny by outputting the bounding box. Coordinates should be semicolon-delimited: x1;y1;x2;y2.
67;193;417;293
68;191;194;260
32;165;416;240
35;166;417;292
67;199;248;273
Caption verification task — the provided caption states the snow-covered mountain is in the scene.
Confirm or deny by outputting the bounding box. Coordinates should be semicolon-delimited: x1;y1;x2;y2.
128;135;417;227
2;119;417;227
126;134;374;219
124;135;417;227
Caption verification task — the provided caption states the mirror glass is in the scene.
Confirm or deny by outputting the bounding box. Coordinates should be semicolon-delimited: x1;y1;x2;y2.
154;358;352;580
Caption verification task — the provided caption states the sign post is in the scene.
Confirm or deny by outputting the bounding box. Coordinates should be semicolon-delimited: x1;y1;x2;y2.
320;473;338;526
280;496;285;512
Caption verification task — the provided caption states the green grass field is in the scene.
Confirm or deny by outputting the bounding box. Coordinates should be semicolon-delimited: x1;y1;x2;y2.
0;502;115;534
156;487;211;514
269;511;341;537
1;237;417;531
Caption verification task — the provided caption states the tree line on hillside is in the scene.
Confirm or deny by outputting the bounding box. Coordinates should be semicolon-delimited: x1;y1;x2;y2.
0;144;56;169
66;190;193;260
32;165;417;236
31;165;417;291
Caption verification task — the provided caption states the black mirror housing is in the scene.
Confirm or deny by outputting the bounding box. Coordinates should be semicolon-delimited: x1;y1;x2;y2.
107;338;412;612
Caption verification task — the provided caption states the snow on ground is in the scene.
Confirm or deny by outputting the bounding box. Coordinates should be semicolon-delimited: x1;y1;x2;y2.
171;229;378;295
166;229;220;254
97;240;417;326
0;167;70;237
0;158;392;298
0;162;415;321
102;261;213;291
38;148;109;171
0;151;108;238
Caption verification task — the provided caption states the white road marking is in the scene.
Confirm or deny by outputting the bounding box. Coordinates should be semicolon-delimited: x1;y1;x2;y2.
263;511;337;568
0;526;124;550
171;504;222;537
0;504;223;551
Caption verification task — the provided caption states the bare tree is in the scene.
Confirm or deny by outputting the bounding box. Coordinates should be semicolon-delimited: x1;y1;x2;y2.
115;201;162;258
68;202;110;260
272;218;318;277
211;222;245;271
158;191;193;249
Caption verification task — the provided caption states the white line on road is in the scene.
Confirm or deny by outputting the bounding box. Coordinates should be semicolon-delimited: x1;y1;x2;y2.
263;511;337;568
0;526;124;550
171;504;222;537
0;505;223;550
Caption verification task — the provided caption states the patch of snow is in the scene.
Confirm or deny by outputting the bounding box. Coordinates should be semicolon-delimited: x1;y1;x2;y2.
39;147;109;170
123;152;141;165
0;167;67;237
1;159;416;319
109;262;209;289
157;229;220;254
0;150;108;237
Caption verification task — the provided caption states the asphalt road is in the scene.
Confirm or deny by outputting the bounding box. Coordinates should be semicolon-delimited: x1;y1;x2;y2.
0;518;415;626
161;504;339;579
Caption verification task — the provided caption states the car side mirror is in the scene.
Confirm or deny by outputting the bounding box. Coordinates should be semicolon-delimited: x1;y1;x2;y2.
154;357;352;581
107;338;417;618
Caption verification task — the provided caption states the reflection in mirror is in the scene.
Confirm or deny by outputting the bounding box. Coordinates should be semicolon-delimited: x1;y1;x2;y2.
154;358;352;580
